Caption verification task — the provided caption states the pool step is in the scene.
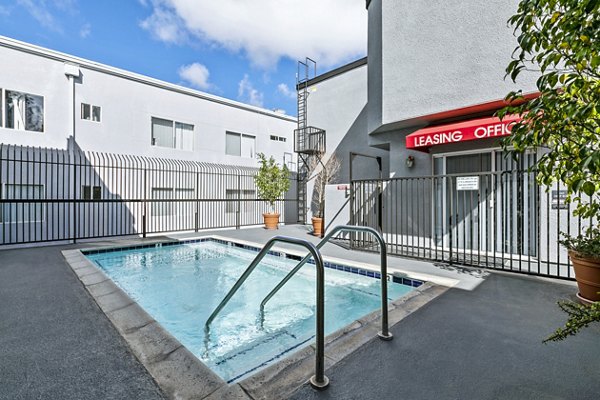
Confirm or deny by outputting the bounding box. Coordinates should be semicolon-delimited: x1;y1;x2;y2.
208;324;314;382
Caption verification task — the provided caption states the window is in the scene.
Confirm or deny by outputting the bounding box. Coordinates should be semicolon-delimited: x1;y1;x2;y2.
283;152;296;171
270;135;287;142
151;118;174;148
225;131;256;157
81;103;101;122
151;188;174;217
0;184;44;223
92;106;101;122
151;117;193;151
226;189;256;213
4;90;44;132
175;122;194;151
82;185;102;200
151;187;195;217
226;132;241;156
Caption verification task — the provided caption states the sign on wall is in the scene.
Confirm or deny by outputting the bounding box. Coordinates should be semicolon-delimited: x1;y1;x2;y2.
456;176;479;191
405;115;521;150
551;190;569;210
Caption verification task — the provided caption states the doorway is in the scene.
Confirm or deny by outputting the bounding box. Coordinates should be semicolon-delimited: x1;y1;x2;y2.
434;150;537;258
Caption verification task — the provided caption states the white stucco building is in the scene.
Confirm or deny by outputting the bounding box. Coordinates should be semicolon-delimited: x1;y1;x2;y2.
0;36;296;168
0;36;298;246
300;0;586;279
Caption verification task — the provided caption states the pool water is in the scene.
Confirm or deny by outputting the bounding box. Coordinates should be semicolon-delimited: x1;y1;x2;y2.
87;240;416;382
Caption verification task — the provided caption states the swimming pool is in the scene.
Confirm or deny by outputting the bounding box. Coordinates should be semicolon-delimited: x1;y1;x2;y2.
85;238;420;383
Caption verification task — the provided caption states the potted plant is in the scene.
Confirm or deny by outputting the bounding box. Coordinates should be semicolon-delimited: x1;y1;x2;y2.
560;229;600;304
308;155;341;236
500;0;600;307
254;153;290;229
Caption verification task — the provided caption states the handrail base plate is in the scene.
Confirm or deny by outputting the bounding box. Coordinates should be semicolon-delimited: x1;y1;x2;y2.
309;375;330;390
378;331;394;341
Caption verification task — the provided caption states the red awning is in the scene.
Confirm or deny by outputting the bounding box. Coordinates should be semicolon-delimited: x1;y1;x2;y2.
405;115;521;151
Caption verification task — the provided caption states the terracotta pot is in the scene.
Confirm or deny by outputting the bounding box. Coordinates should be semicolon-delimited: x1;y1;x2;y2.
312;217;323;237
263;213;280;230
570;250;600;303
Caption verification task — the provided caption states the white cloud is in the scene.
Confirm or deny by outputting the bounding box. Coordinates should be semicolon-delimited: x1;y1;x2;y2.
16;0;62;32
238;75;264;107
140;0;367;69
53;0;77;12
277;83;296;99
178;62;211;90
79;23;91;38
140;3;187;44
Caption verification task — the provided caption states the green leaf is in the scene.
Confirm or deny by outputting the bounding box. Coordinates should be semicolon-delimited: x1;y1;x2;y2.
500;0;600;221
582;181;596;196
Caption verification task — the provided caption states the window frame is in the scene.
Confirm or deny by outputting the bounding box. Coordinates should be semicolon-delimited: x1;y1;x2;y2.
226;131;242;156
151;187;175;217
2;88;45;133
92;105;101;122
81;103;102;123
225;189;256;213
270;135;287;143
81;103;91;120
82;185;102;200
150;187;195;217
151;116;194;151
226;131;256;158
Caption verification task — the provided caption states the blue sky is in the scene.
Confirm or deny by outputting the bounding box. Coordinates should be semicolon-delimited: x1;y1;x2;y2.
0;1;367;116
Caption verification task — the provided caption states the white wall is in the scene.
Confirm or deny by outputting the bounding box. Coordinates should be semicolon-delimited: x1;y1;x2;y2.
368;0;539;132
303;63;388;221
74;67;295;166
0;37;296;169
0;45;71;149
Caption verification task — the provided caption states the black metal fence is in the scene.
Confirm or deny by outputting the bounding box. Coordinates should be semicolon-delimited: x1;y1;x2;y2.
0;144;297;246
351;171;596;280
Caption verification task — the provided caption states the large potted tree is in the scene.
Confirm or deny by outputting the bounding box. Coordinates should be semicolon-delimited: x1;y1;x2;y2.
308;155;341;236
254;153;290;229
500;0;600;305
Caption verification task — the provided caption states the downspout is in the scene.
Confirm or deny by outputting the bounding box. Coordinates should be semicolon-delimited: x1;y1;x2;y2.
64;63;80;243
64;63;80;142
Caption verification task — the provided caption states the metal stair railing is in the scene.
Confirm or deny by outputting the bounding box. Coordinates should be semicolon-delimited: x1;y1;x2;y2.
259;225;393;341
203;236;329;390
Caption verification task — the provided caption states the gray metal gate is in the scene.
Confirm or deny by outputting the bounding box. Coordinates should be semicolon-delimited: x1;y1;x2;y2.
351;171;595;280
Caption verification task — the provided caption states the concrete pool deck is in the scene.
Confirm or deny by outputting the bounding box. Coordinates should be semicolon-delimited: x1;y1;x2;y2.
1;224;599;399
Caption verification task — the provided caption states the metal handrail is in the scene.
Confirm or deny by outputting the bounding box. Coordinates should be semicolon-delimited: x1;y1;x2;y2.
203;236;329;390
259;225;393;341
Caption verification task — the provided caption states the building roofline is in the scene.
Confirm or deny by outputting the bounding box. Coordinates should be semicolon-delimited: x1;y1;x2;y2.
0;36;296;123
296;57;367;90
366;0;372;9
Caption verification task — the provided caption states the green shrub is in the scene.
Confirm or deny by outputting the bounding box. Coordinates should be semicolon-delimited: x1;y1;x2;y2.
254;153;290;213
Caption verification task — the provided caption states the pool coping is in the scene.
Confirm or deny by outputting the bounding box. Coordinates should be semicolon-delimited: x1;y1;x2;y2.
62;236;451;400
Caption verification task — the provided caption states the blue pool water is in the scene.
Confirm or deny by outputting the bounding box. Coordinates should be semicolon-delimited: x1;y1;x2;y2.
86;240;416;382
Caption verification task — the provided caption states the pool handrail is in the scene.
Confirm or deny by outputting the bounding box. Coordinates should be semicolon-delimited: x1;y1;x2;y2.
203;235;329;390
259;225;393;341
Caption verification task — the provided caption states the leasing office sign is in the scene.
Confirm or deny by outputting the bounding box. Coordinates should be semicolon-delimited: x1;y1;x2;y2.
406;115;521;150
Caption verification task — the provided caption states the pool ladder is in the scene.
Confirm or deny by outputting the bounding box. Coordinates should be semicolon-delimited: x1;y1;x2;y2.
203;225;392;390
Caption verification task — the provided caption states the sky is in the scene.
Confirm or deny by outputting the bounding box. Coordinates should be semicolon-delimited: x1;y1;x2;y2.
0;0;368;116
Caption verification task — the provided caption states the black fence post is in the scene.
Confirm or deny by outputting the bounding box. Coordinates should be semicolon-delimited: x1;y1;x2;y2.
195;171;199;232
72;150;77;244
143;168;147;238
236;174;241;229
